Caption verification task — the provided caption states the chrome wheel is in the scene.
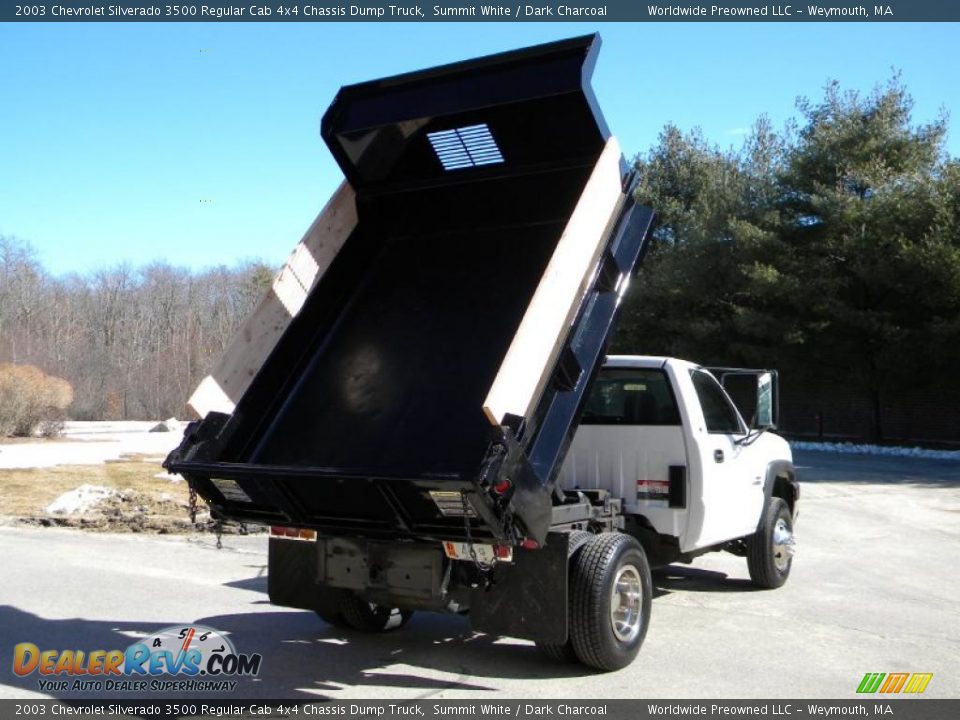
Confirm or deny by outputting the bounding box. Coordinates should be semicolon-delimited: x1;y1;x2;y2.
748;497;795;589
609;563;643;642
571;534;651;670
772;518;795;572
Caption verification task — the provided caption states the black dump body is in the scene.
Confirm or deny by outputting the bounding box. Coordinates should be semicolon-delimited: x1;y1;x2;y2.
165;35;654;546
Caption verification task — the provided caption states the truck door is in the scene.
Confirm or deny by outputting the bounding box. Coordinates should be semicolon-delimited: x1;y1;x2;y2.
685;369;765;547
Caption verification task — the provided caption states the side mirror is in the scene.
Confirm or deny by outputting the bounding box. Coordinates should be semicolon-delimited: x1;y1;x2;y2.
755;372;777;429
707;366;780;430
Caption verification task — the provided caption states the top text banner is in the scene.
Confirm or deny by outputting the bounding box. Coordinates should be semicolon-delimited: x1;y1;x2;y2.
4;0;960;22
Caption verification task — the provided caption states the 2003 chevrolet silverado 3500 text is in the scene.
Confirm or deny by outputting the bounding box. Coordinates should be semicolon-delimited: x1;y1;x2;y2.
165;34;799;671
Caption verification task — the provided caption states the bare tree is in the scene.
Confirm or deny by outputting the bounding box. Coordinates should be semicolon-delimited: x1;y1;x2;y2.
0;234;272;420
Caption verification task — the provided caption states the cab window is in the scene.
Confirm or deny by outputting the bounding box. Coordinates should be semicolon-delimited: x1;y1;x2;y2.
581;368;681;426
690;370;743;434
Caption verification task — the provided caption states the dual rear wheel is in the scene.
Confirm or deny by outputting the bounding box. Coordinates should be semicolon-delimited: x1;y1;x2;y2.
536;498;794;669
315;588;413;632
538;531;653;671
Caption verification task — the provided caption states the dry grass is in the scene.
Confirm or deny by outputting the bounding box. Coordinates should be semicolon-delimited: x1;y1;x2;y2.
0;458;174;514
1;455;265;535
0;458;197;532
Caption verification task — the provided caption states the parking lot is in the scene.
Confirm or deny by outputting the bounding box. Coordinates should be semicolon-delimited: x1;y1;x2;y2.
1;449;957;700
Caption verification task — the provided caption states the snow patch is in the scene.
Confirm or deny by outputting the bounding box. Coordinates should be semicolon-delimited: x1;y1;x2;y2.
791;440;960;461
45;484;117;515
0;421;184;469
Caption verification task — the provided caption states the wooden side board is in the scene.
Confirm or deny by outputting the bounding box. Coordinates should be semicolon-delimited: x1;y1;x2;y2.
187;181;358;419
482;137;625;427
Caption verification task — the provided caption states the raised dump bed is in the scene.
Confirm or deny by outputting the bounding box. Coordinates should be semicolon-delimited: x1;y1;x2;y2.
165;34;654;550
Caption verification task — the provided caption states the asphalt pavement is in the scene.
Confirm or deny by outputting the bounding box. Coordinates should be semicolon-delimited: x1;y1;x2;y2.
1;450;957;700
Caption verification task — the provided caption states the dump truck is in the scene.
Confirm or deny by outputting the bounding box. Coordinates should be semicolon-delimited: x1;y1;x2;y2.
165;34;799;671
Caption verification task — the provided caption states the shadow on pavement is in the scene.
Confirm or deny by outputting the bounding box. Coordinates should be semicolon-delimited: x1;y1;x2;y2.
653;565;755;596
0;600;594;702
223;573;267;594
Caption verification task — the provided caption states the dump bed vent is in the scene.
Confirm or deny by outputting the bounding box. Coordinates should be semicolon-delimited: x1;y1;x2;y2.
428;124;504;170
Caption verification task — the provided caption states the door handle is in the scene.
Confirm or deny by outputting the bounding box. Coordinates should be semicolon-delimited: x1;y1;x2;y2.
714;449;724;463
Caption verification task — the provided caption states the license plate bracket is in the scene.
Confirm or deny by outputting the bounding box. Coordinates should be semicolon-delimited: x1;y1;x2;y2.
441;541;512;564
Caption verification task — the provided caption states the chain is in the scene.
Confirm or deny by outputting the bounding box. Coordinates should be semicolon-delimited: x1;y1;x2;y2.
188;484;198;524
461;492;494;575
188;480;222;550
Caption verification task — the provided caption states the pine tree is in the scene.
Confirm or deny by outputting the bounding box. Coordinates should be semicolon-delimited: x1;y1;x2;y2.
779;77;955;440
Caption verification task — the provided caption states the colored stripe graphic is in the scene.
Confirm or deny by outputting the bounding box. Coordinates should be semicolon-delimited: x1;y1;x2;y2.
857;673;885;693
880;673;909;693
637;480;669;489
637;480;669;500
857;672;933;694
903;673;933;694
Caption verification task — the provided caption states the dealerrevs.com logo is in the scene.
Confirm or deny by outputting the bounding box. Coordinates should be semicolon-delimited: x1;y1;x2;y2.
13;625;262;693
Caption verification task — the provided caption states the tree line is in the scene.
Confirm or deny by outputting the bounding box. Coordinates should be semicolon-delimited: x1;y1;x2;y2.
613;77;960;442
0;236;271;422
2;76;958;441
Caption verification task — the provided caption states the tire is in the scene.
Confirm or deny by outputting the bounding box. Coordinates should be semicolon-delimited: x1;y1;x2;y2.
569;533;652;672
315;609;348;628
747;497;794;589
314;587;350;629
340;594;414;632
536;530;592;663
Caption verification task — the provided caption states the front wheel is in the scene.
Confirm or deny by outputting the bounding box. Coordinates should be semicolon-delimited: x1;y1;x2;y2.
747;497;795;589
569;533;652;671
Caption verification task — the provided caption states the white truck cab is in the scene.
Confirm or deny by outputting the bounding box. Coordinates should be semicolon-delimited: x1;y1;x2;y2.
560;356;798;577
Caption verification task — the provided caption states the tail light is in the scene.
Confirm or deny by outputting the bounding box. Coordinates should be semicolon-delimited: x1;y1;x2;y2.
494;544;513;560
492;479;512;495
271;526;317;541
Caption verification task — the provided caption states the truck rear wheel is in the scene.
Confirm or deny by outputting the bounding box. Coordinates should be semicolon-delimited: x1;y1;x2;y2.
747;497;794;589
536;530;592;663
340;594;414;632
569;533;652;671
313;587;350;628
315;609;347;628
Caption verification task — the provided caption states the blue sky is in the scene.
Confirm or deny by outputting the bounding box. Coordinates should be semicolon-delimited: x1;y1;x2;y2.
1;22;957;275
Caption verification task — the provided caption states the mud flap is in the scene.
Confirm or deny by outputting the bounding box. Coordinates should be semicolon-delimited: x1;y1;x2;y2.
268;537;321;611
469;532;568;644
